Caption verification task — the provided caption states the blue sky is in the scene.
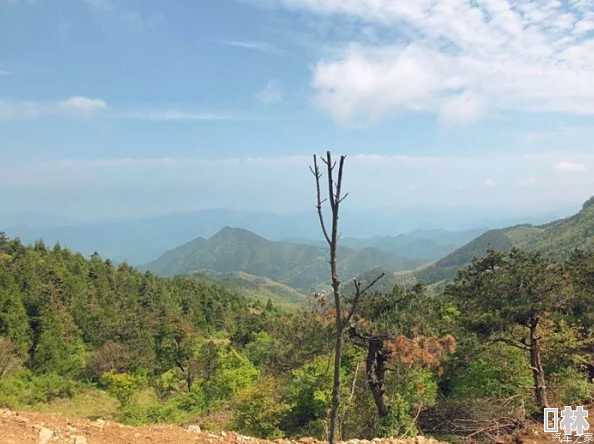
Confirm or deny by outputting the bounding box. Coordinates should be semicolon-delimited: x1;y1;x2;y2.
2;0;594;221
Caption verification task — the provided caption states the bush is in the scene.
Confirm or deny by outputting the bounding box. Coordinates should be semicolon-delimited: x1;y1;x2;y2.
549;367;594;407
100;371;147;407
0;370;84;408
232;377;291;439
176;386;208;412
449;343;532;401
284;356;333;430
202;349;258;402
116;399;184;426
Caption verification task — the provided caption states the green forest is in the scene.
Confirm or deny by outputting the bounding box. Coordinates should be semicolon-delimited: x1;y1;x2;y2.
2;228;594;441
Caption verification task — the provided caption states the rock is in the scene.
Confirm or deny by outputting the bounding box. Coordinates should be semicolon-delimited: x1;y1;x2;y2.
38;427;54;444
66;425;77;433
72;436;88;444
415;437;428;444
238;436;253;442
221;431;227;437
188;425;201;433
92;419;106;429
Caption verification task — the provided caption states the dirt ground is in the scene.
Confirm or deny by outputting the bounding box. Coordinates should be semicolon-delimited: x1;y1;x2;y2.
0;408;446;444
0;408;555;444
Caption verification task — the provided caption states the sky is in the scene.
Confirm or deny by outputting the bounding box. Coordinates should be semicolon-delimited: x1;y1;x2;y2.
1;0;594;222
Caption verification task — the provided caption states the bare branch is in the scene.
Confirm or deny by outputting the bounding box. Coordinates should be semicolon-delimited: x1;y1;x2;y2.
344;272;386;326
311;155;332;246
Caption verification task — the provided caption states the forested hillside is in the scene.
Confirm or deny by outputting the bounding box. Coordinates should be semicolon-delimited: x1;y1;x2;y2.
3;230;594;442
416;197;594;284
143;227;426;291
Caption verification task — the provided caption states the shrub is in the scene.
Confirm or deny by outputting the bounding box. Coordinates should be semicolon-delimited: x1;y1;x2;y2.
100;371;147;407
232;377;291;439
116;400;184;426
449;343;532;401
0;370;83;408
549;367;594;407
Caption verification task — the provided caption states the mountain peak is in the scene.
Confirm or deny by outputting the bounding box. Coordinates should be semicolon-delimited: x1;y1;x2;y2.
211;226;267;242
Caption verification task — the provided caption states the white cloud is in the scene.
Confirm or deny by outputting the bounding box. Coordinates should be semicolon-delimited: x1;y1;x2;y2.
554;161;587;172
222;40;285;55
117;109;261;121
269;0;594;124
59;96;107;112
484;179;496;188
0;97;264;121
256;80;283;103
0;71;10;76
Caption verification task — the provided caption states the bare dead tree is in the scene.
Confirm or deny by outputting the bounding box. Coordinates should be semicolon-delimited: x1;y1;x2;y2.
310;151;385;444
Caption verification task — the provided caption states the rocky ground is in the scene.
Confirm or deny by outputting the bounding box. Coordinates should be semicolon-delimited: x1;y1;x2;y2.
0;408;447;444
0;408;553;444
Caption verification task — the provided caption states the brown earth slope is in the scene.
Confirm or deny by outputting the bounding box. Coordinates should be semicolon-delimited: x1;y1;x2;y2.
0;408;444;444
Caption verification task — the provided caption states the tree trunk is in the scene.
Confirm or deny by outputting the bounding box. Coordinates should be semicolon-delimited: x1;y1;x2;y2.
530;325;549;409
328;234;342;444
366;338;388;418
329;318;343;444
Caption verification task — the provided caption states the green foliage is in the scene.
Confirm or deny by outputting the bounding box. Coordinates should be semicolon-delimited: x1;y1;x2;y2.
449;343;532;401
378;394;418;438
285;356;334;430
548;367;594;406
0;370;84;408
244;332;280;368
232;376;291;439
202;348;258;403
101;372;147;407
116;398;184;426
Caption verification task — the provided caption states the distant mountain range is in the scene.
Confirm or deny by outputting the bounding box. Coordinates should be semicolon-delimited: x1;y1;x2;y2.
141;227;427;291
283;228;486;261
416;196;594;284
2;205;576;265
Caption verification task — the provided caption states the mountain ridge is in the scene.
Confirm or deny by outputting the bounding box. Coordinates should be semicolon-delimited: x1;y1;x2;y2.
415;196;594;284
142;227;427;292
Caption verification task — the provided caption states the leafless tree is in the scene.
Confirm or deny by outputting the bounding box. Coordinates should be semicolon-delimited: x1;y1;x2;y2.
310;151;385;444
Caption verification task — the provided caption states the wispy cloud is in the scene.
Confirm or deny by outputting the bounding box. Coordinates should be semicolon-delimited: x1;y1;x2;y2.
554;161;588;172
0;96;265;122
0;71;10;76
222;40;285;55
256;80;283;104
59;96;107;112
117;109;265;122
0;96;107;120
266;0;594;125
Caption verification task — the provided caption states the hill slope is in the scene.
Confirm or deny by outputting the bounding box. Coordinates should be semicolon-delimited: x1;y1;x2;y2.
193;270;308;308
416;197;594;284
142;227;427;291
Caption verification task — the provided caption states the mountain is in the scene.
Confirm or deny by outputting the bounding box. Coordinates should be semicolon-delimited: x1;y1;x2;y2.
2;206;575;265
142;227;427;291
416;196;594;284
284;228;486;261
